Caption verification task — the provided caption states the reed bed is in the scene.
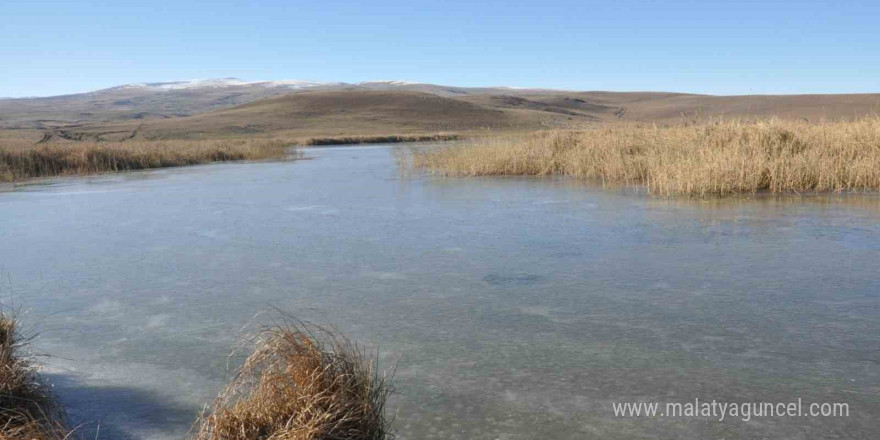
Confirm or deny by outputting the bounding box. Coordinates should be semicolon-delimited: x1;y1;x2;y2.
191;320;393;440
0;138;292;182
0;313;70;440
412;118;880;196
300;133;459;146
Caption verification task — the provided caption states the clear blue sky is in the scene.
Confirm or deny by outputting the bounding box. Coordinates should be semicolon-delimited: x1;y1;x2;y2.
2;0;878;97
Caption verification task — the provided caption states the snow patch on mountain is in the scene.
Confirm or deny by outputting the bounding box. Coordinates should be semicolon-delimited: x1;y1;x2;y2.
357;80;423;86
113;78;337;91
252;80;342;88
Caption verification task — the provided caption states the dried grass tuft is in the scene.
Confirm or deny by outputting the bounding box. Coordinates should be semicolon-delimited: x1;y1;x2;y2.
191;319;393;440
0;312;70;440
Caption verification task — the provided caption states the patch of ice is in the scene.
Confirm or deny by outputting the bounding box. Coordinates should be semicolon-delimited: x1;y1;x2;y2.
363;271;408;280
144;314;171;329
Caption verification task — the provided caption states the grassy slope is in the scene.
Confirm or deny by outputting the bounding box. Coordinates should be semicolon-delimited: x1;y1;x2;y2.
54;89;593;142
461;91;880;122
0;84;341;130
5;88;880;144
614;93;880;121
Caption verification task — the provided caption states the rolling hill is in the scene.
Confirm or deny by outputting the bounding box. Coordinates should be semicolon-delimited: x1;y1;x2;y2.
0;79;344;129
2;79;879;143
31;89;597;142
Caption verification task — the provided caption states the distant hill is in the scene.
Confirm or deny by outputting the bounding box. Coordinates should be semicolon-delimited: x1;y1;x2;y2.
2;78;878;141
0;78;567;130
457;91;880;122
0;79;345;129
53;89;590;141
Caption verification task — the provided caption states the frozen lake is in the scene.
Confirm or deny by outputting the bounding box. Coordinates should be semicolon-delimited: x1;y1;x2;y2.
1;145;878;439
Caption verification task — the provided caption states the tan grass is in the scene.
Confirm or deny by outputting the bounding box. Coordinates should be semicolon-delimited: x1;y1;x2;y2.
299;133;459;146
0;138;294;182
411;118;880;196
0;312;70;440
191;320;393;440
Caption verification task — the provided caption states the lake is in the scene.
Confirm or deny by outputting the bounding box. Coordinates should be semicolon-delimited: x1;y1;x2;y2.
1;145;878;439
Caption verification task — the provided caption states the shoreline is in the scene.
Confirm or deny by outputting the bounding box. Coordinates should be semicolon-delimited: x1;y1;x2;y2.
295;133;460;146
0;133;461;183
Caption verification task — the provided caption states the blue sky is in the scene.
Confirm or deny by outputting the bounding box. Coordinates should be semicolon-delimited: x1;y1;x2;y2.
2;0;878;97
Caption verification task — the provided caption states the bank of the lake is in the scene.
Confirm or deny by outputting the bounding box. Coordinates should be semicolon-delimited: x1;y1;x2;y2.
0;138;293;182
0;132;462;183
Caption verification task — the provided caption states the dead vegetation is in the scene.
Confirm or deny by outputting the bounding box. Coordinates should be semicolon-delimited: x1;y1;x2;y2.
191;320;393;440
412;117;880;196
0;312;70;440
0;138;293;182
298;133;459;146
0;310;394;440
0;127;467;182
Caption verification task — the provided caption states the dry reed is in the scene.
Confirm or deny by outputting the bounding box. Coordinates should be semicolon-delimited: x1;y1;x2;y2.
300;133;459;146
191;320;393;440
412;118;880;196
0;312;70;440
0;138;293;182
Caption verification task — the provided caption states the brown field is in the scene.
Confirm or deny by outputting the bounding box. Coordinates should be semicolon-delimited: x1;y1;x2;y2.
0;138;293;182
46;90;573;142
412;117;880;197
6;88;876;148
458;91;880;123
4;80;880;132
22;89;880;143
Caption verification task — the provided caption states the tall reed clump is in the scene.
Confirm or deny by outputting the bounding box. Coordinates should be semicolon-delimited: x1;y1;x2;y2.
0;313;70;440
300;133;459;146
191;321;393;440
0;138;293;182
412;117;880;196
